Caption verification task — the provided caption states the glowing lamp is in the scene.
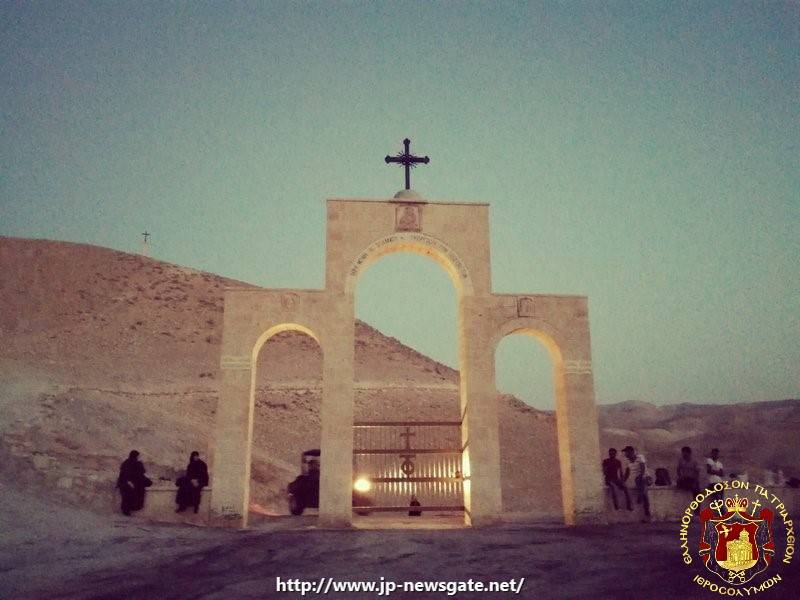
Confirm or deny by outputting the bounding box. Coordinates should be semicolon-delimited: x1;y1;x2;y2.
353;477;371;493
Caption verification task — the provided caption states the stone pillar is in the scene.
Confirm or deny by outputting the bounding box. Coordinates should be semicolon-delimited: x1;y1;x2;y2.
554;359;604;524
209;358;254;527
318;298;355;527
460;300;503;526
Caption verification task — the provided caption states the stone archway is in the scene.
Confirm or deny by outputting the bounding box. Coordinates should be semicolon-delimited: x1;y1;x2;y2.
210;195;604;527
348;236;468;519
248;323;322;517
489;320;602;524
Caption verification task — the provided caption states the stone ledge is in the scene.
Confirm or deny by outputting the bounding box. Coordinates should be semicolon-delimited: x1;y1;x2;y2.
111;485;211;525
603;485;800;523
110;485;800;527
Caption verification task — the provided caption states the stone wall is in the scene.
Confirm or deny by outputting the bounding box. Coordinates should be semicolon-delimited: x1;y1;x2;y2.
120;484;800;526
603;485;800;523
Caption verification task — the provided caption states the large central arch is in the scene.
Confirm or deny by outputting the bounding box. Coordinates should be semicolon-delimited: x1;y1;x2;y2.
350;236;466;518
210;196;604;527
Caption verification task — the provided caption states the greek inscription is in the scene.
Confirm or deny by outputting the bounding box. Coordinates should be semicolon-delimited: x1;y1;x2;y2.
348;233;469;281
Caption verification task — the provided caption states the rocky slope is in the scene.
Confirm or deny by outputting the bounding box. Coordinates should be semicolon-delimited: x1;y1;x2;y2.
1;237;797;518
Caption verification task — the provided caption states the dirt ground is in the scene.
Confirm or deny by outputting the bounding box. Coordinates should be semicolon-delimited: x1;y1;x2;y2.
2;484;797;600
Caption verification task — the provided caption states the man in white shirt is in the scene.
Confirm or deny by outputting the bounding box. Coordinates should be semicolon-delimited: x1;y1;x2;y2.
706;448;723;484
705;448;725;506
622;445;651;522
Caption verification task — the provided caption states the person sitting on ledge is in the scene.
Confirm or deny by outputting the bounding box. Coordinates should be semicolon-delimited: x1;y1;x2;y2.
705;448;725;504
602;448;632;511
676;446;700;497
175;451;209;514
408;494;422;517
117;450;151;516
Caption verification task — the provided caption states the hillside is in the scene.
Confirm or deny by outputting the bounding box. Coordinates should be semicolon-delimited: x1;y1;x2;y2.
599;398;800;481
1;236;797;519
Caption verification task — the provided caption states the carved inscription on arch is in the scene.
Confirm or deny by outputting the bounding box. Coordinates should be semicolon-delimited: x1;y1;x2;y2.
348;233;469;282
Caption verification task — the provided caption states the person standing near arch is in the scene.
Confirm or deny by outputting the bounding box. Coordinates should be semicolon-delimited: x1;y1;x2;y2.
622;446;651;522
676;446;700;498
602;448;632;511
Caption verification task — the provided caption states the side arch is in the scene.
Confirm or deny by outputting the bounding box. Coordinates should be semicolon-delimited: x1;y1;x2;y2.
489;316;596;524
250;322;321;368
344;232;474;296
490;320;566;520
489;317;566;369
246;321;323;510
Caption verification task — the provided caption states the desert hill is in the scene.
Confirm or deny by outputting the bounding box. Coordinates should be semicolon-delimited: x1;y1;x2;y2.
600;398;800;482
1;237;797;519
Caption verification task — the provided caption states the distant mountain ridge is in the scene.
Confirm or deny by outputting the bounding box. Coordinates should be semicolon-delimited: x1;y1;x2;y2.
599;398;800;480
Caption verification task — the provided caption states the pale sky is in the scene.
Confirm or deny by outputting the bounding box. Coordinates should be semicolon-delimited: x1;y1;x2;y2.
1;2;798;407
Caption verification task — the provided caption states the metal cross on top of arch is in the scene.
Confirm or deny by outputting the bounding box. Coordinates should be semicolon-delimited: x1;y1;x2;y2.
385;138;430;190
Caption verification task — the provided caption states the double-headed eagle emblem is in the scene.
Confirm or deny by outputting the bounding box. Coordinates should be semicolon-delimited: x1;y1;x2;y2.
699;494;775;585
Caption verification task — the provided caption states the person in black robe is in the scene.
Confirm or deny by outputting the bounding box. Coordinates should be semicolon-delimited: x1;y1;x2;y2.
175;476;192;512
176;451;209;513
408;494;422;517
304;460;320;508
117;450;150;516
287;459;320;514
